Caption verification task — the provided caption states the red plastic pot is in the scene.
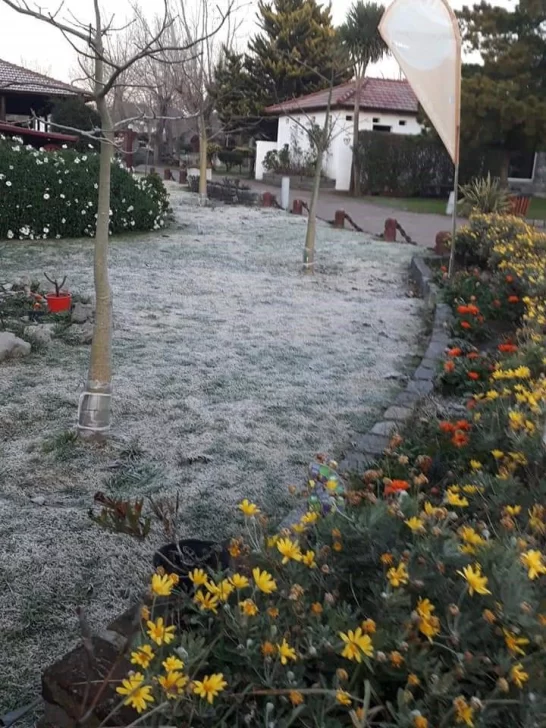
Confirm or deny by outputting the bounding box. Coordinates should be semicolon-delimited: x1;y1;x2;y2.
46;292;72;313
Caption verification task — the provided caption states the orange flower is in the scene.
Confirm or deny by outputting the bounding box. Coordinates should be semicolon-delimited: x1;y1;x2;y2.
452;431;469;448
261;641;276;657
444;361;455;373
467;371;480;381
498;343;518;353
448;347;463;357
467;352;479;360
385;479;410;495
457;305;470;315
508;295;519;303
461;321;472;329
455;420;471;431
439;421;455;433
506;275;514;283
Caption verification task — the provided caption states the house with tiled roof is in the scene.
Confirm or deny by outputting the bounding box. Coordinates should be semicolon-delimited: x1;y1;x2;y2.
255;78;422;192
0;58;91;146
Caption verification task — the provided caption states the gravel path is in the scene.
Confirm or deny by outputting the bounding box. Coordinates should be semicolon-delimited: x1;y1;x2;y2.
0;188;425;717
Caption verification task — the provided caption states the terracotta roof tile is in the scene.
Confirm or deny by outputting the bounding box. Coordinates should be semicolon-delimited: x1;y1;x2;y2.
0;58;89;97
265;78;418;115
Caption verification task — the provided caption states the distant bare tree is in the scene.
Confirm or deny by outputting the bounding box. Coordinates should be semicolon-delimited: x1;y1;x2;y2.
174;0;242;203
1;0;227;439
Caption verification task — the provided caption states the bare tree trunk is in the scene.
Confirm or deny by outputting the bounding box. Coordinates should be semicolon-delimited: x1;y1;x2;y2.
303;80;334;275
198;111;208;205
303;151;324;275
78;14;113;439
351;73;363;197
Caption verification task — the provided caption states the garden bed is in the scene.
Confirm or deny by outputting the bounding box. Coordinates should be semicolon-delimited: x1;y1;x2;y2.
33;212;546;728
0;188;426;725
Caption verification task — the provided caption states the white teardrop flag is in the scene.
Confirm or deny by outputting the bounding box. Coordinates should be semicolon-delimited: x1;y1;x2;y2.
379;0;462;163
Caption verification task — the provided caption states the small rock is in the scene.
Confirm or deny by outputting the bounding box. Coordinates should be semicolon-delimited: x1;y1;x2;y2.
2;283;13;291
31;496;46;506
71;301;95;324
24;324;55;345
68;322;94;344
0;331;32;362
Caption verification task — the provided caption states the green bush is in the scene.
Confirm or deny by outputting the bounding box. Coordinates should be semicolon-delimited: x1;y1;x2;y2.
357;132;502;197
454;214;541;269
51;97;101;152
458;174;512;216
0;136;168;240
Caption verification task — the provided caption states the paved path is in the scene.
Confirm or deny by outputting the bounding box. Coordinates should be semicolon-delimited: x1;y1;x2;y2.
248;180;461;249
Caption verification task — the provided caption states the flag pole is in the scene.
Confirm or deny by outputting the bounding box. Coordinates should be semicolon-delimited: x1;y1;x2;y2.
448;137;459;279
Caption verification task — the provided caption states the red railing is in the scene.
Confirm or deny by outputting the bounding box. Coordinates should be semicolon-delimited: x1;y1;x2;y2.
509;195;532;217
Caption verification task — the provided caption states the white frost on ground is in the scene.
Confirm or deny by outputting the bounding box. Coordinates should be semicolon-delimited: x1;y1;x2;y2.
0;187;425;716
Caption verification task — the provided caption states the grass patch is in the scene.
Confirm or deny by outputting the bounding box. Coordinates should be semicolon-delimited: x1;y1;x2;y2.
361;194;546;220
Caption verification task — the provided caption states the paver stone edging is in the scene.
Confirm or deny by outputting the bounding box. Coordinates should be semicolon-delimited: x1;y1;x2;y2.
337;254;450;475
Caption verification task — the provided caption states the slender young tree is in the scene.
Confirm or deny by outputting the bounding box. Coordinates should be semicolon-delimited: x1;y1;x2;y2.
1;0;226;438
340;1;387;196
175;0;240;204
302;82;335;275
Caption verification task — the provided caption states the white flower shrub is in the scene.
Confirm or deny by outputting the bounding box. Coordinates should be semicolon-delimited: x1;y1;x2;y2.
0;138;169;240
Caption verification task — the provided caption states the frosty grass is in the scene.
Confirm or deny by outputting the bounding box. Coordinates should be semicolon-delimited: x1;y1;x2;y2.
0;187;425;716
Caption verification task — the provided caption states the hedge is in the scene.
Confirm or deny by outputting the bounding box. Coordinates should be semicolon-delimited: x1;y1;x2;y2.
357;131;502;197
0;135;169;240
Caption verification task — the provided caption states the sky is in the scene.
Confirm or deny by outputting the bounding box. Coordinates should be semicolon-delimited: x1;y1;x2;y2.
0;0;516;84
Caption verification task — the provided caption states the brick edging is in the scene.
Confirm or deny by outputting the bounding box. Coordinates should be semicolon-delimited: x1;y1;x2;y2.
337;254;452;474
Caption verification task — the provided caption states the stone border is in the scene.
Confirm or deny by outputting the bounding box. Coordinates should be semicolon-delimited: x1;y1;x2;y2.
338;254;452;474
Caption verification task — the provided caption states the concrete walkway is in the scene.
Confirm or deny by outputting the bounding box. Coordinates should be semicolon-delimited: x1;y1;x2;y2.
249;180;460;249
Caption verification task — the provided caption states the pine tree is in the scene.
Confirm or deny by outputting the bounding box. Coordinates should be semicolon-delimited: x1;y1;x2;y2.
249;0;349;104
211;48;269;136
459;0;546;185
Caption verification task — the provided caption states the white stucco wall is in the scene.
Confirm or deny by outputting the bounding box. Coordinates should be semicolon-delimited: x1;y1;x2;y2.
255;140;278;181
258;107;422;192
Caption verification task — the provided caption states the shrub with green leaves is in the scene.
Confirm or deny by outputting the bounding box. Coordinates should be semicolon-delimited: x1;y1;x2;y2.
0;135;168;240
458;174;511;217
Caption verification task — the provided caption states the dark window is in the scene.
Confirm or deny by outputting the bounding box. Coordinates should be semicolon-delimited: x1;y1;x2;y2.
509;150;536;179
373;124;391;132
346;115;353;121
399;120;407;126
372;117;380;123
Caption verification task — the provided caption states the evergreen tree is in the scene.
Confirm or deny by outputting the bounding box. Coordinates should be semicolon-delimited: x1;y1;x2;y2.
213;0;349;137
211;48;270;137
51;97;101;151
249;0;349;104
459;0;546;185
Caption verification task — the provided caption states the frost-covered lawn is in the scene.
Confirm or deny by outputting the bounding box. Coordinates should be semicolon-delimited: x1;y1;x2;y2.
0;189;424;717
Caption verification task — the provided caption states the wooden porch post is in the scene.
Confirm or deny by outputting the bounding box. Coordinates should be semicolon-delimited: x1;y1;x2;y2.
0;96;6;121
